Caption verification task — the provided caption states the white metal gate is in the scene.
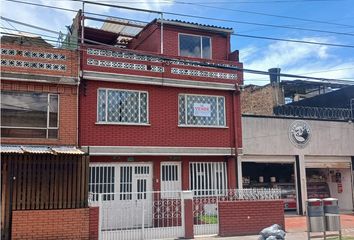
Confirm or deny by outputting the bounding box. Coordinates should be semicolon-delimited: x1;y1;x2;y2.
96;191;184;240
89;163;184;240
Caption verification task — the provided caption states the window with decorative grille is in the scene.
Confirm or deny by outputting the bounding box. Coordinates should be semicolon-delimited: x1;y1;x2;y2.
97;88;148;124
189;162;227;196
178;94;225;127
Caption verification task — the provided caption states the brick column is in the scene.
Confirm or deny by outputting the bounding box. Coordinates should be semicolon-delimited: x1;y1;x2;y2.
182;191;194;239
227;157;237;189
182;159;190;190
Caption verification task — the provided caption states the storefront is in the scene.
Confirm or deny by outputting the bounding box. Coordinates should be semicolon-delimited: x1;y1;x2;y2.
305;156;353;211
240;156;299;213
241;116;354;215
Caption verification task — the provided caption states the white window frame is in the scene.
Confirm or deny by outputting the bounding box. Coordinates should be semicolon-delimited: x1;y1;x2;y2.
96;88;149;125
178;33;212;59
189;162;228;196
1;91;60;139
178;93;226;128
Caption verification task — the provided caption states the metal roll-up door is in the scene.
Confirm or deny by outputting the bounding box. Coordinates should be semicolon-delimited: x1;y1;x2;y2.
305;157;351;169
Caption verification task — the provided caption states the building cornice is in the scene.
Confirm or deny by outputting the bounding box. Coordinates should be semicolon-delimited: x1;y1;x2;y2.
82;70;236;90
81;146;235;156
1;72;78;85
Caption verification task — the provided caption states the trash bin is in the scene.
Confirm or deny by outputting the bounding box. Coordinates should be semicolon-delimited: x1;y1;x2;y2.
323;198;340;231
307;198;325;232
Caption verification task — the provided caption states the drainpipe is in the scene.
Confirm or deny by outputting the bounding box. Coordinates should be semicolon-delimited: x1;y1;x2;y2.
232;83;241;188
160;13;164;54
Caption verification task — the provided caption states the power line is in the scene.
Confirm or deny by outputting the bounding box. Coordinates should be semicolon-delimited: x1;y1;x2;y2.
2;19;354;83
232;33;354;48
5;2;354;48
173;0;354;28
6;0;354;38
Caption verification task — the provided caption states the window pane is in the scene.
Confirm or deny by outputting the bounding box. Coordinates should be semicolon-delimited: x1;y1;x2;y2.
101;89;147;124
48;129;58;139
202;37;211;59
1;128;47;138
179;94;225;126
218;97;225;126
179;34;201;58
1;92;48;128
178;95;186;125
139;92;148;123
98;89;106;122
49;95;59;127
186;95;217;126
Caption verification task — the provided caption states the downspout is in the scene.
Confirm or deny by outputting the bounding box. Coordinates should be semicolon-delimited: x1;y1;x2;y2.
233;83;240;188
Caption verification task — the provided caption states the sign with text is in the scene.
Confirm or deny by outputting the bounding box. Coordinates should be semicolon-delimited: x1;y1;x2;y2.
193;103;211;117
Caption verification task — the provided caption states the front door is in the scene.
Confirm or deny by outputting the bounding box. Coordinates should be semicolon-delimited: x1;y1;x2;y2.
117;164;153;228
89;162;153;230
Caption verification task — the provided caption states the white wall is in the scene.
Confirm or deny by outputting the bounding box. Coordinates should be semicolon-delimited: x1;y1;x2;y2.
242;117;354;156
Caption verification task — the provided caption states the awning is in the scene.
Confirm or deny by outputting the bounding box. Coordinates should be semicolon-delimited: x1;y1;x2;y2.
0;145;85;155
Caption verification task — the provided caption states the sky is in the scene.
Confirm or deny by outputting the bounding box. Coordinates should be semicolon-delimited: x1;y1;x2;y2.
1;0;354;85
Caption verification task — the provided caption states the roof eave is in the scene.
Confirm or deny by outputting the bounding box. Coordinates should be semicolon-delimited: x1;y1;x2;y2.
156;19;234;34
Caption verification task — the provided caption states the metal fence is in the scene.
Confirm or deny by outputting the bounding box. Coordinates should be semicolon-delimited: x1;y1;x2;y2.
89;188;282;239
192;188;281;236
274;105;353;120
89;191;184;240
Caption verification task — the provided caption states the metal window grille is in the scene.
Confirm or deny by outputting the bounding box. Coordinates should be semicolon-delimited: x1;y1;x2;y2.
179;94;225;126
89;164;115;201
120;166;133;200
161;162;182;198
97;88;148;124
189;162;227;196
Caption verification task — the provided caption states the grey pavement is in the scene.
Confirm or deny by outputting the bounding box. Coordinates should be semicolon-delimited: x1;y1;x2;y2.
194;229;354;240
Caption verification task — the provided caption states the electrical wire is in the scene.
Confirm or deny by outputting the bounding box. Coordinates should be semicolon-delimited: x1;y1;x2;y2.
5;0;354;38
172;0;354;28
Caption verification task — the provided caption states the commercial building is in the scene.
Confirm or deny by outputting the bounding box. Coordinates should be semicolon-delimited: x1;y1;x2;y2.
240;79;354;215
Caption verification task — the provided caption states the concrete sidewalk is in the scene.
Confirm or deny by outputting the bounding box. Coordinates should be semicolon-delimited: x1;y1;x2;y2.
195;231;354;240
196;214;354;240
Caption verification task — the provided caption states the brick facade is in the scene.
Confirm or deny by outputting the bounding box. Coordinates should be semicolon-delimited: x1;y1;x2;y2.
241;84;284;116
1;43;79;146
129;23;230;61
11;208;90;240
1;43;79;77
1;80;78;146
89;207;99;240
79;80;239;148
218;200;285;237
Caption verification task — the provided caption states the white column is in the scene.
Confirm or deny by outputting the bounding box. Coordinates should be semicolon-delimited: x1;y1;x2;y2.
299;154;307;215
237;155;243;189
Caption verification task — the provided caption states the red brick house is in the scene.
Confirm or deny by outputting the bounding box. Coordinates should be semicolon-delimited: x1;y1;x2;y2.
75;15;243;195
68;13;245;237
0;36;89;240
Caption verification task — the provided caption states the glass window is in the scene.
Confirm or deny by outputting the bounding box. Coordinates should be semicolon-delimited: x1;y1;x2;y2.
178;94;225;127
190;162;227;196
98;89;148;124
179;34;211;59
1;91;59;138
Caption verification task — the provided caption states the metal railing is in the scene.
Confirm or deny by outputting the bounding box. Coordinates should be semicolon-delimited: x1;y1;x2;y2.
274;105;353;120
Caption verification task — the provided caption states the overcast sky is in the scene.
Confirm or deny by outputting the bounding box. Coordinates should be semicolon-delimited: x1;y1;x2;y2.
1;0;354;85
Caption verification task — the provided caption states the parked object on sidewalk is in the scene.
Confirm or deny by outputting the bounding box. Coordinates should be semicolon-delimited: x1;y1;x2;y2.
258;224;286;240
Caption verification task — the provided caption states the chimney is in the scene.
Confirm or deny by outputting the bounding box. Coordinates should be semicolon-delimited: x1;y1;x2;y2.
268;68;281;85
